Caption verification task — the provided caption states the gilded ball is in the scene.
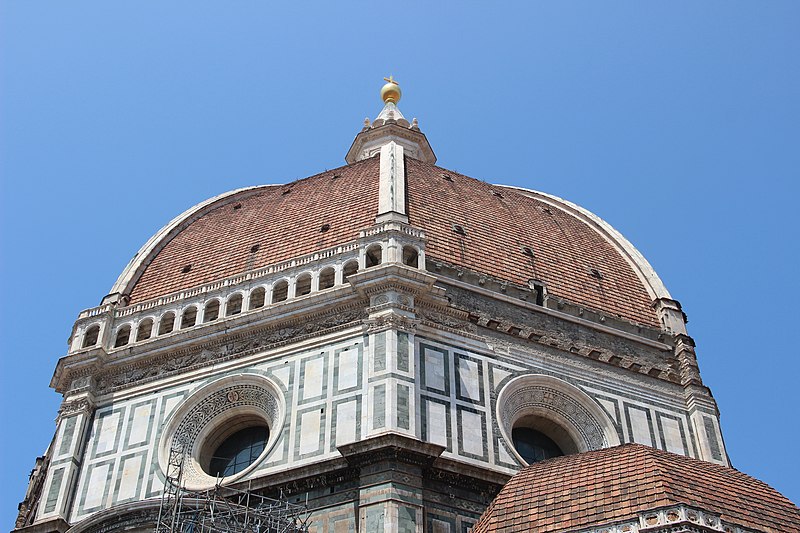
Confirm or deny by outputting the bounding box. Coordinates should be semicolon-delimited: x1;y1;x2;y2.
381;82;401;104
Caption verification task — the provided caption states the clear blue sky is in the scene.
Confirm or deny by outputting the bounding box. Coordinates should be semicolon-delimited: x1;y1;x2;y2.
1;2;798;528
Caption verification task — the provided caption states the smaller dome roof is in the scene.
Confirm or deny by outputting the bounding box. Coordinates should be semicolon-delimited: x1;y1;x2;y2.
473;444;800;533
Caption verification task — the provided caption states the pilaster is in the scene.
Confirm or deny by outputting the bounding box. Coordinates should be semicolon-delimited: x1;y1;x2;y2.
34;382;97;525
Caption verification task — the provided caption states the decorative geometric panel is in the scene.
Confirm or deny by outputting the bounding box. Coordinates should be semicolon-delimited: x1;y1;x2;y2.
333;344;362;395
295;406;325;459
373;384;386;429
373;332;387;373
397;384;411;430
656;412;688;456
299;353;328;404
330;398;361;451
420;344;449;396
624;403;656;447
456;406;488;461
397;331;410;372
421;396;452;452
91;408;124;458
454;353;484;404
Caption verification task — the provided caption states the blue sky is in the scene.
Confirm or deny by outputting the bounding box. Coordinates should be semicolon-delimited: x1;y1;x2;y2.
1;2;798;528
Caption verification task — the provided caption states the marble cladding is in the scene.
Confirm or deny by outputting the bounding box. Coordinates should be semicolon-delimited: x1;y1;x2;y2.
59;327;715;525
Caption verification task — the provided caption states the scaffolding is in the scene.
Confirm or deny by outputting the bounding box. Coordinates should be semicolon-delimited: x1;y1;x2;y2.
155;440;309;533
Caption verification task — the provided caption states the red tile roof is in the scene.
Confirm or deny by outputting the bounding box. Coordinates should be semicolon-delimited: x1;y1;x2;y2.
127;156;381;303
405;159;658;326
472;444;800;533
125;156;660;327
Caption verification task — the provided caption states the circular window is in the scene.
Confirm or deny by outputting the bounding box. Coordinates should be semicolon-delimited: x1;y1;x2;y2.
496;374;620;467
207;425;269;478
159;374;285;490
511;427;563;464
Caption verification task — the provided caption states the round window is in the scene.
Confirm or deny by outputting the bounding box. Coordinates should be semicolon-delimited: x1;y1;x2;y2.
159;375;285;489
511;427;564;464
207;425;269;478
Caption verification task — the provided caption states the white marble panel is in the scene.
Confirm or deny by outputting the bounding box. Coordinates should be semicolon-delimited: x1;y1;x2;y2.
661;417;685;455
95;412;120;455
458;357;480;400
302;357;324;400
338;349;358;390
491;367;512;390
299;410;322;455
424;349;446;391
498;441;518;465
117;455;143;501
427;401;448;447
127;403;152;447
460;410;484;456
84;463;111;509
335;401;358;446
163;395;183;421
271;365;291;390
629;408;654;447
597;398;619;424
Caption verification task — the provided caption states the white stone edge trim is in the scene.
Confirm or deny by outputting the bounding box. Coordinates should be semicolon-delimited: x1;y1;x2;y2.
497;185;671;301
109;184;276;297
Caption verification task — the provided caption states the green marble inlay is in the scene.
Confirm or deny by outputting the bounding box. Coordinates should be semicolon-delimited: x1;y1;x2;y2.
704;416;722;460
374;332;386;372
44;467;65;514
397;385;410;430
397;331;409;372
58;416;77;456
374;384;386;429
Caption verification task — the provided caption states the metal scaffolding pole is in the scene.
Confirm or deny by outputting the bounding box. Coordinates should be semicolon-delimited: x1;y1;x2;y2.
155;440;308;533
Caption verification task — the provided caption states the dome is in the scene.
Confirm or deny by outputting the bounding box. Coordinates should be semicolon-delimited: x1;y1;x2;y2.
25;80;776;533
113;154;666;328
473;444;800;533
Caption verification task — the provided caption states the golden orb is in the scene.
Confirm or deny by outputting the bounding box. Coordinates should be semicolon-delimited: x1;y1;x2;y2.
381;76;401;104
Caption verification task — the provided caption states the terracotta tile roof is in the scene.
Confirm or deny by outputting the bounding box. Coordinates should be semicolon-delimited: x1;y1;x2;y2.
127;156;381;303
126;156;660;327
405;159;659;326
472;444;800;533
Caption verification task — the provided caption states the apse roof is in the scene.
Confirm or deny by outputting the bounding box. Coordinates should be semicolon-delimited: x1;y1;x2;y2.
472;444;800;533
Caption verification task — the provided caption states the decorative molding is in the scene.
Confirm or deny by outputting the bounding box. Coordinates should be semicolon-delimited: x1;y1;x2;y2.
87;306;367;394
500;385;607;451
571;504;760;533
173;384;281;486
271;467;361;497
67;501;161;533
423;468;503;509
416;303;477;335
444;284;679;384
57;398;94;419
365;313;419;333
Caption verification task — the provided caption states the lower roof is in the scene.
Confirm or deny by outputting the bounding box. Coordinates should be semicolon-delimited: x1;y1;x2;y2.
472;443;800;533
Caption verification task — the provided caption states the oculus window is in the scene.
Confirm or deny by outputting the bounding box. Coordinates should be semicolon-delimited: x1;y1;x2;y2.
207;426;269;478
512;427;564;464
